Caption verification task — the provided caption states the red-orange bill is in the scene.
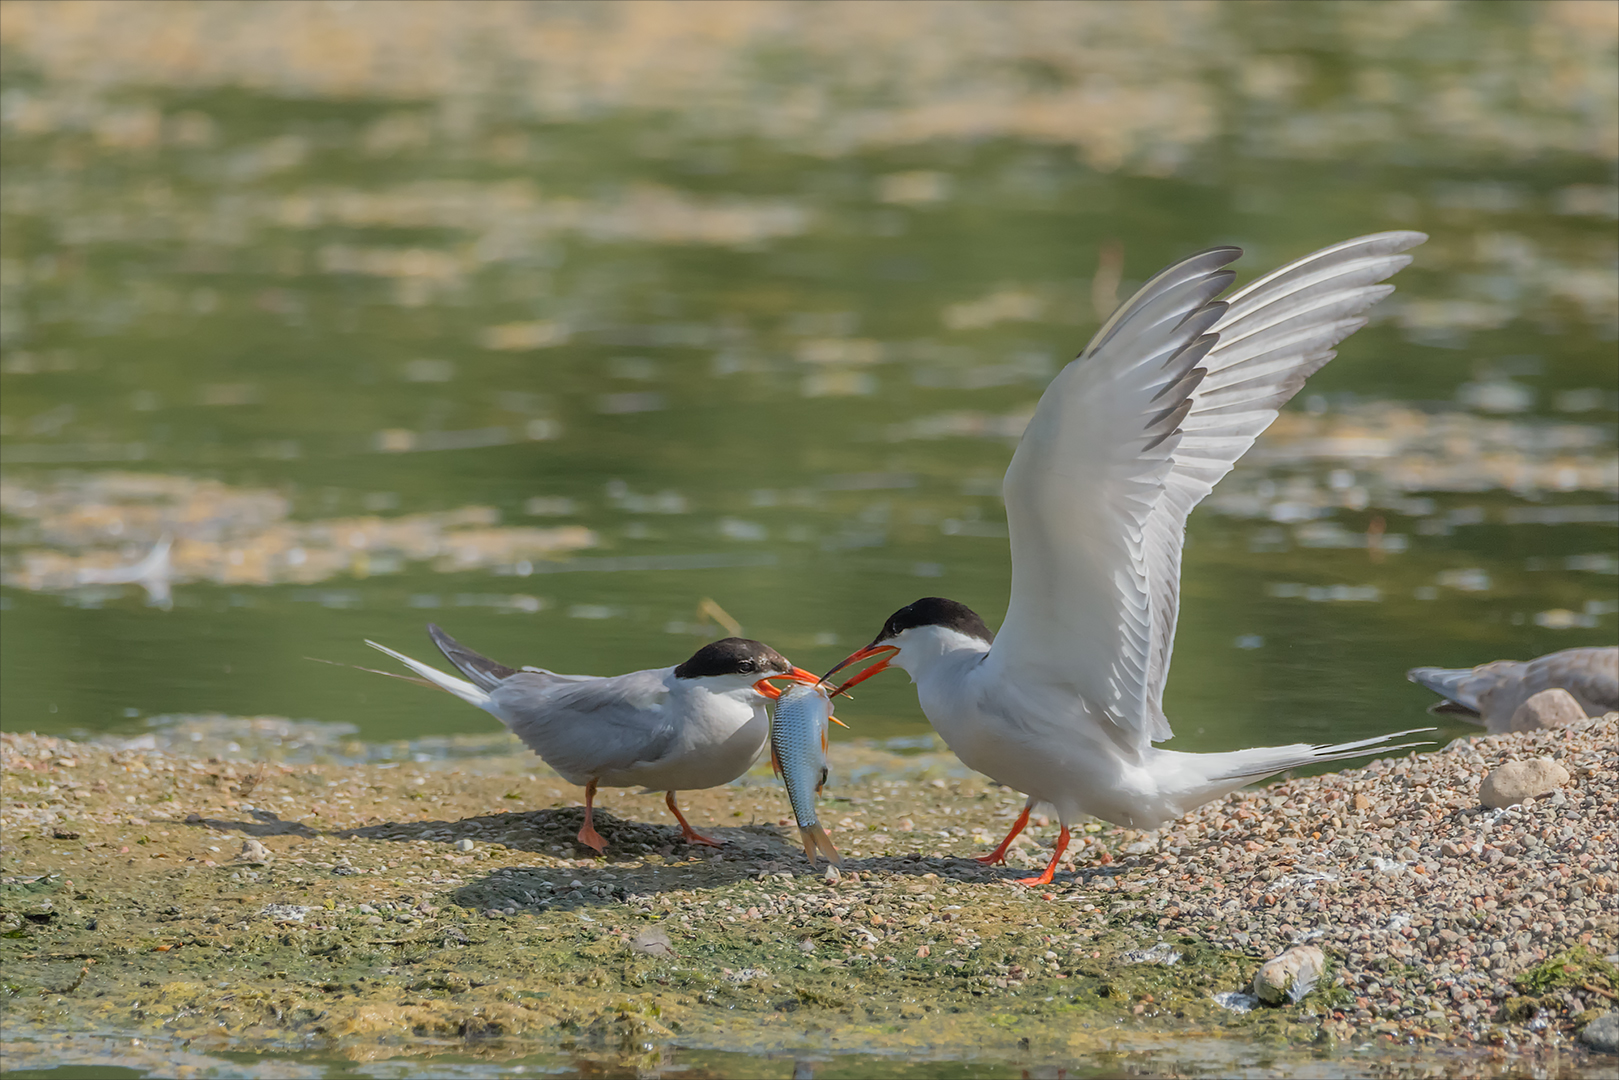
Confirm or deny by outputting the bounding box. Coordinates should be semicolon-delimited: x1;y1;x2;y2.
753;666;821;700
822;644;899;698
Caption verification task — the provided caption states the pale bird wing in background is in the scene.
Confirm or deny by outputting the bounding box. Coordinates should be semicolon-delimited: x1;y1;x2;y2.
1522;646;1618;718
993;231;1428;755
1409;645;1619;726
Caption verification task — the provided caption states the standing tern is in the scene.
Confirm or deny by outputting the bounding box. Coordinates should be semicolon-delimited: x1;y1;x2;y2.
825;231;1433;885
368;625;818;853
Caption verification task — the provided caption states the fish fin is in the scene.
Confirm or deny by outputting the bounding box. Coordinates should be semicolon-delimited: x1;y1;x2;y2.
816;764;828;795
769;744;782;776
828;714;849;728
801;824;841;867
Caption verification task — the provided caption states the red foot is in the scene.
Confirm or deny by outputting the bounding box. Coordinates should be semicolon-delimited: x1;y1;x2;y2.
578;779;607;854
576;822;607;854
1014;825;1070;888
666;791;725;847
974;801;1032;865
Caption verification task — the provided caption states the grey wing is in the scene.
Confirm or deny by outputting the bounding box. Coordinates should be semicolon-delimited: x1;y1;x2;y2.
489;667;679;781
1408;647;1618;725
1406;660;1524;717
1521;647;1619;717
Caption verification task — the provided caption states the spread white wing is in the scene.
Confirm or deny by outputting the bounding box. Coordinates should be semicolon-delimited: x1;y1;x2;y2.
989;231;1427;754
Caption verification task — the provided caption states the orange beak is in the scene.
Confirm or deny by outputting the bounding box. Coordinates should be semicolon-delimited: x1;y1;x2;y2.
753;666;821;700
822;643;899;698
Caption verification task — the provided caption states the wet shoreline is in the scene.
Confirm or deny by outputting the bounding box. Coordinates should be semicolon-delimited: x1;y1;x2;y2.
2;716;1614;1077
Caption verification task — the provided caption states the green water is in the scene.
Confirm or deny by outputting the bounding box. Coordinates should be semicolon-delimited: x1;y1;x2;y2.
1;7;1616;751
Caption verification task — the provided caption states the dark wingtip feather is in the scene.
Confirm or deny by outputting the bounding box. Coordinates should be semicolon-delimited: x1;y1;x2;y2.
426;624;518;690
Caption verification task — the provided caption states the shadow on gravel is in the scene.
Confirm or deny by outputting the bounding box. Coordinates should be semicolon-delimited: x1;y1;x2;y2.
181;808;321;839
449;844;1070;917
184;807;1079;917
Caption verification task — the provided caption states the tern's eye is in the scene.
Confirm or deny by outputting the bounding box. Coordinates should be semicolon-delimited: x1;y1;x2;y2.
737;659;755;673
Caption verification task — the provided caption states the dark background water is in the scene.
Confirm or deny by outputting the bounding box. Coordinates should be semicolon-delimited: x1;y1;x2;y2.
1;0;1615;755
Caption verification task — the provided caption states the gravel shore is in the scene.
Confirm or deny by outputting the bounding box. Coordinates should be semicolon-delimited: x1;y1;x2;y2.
2;715;1614;1076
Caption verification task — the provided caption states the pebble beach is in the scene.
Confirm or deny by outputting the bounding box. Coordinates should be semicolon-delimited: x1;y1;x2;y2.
2;714;1614;1077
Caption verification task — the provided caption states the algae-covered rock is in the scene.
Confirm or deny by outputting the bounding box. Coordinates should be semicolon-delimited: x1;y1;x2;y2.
1252;945;1325;1005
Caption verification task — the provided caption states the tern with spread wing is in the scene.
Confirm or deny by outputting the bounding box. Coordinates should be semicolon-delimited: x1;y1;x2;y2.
825;232;1432;885
368;625;818;853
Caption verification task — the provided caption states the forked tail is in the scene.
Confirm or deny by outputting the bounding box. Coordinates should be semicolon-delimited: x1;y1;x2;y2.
1148;727;1434;827
365;639;497;714
799;823;842;867
1206;727;1434;784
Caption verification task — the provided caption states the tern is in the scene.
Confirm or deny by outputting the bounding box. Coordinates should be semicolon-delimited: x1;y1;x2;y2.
368;625;819;853
825;231;1433;885
1408;646;1617;733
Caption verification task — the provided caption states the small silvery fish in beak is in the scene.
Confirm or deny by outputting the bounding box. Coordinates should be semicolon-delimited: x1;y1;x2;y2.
768;682;844;867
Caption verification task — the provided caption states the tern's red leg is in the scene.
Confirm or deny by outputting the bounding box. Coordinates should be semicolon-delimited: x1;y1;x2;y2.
974;799;1033;865
666;791;724;847
577;779;607;854
1015;825;1071;887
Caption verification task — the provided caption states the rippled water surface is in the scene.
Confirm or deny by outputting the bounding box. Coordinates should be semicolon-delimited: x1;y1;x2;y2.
2;0;1616;761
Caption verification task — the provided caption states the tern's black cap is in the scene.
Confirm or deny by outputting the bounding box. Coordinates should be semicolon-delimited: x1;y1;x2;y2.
872;597;994;647
675;638;793;680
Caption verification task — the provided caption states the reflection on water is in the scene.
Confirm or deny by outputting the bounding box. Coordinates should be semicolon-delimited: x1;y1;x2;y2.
1;1;1615;763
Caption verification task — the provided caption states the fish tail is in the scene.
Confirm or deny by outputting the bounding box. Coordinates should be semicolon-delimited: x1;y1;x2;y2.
800;823;842;867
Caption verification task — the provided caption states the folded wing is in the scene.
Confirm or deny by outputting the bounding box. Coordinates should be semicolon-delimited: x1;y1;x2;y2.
491;668;679;780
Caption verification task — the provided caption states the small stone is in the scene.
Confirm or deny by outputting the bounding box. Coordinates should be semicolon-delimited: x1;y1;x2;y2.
1479;759;1571;809
455;839;475;852
824;865;841;883
234;839;271;864
1580;1011;1619;1054
1253;945;1326;1005
364;915;383;925
628;928;676;957
1510;689;1588;732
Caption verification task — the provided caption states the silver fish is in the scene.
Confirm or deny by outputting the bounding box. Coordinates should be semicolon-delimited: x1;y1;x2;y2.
769;682;843;866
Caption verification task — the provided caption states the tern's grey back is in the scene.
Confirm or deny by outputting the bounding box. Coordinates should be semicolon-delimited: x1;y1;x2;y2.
490;667;682;783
